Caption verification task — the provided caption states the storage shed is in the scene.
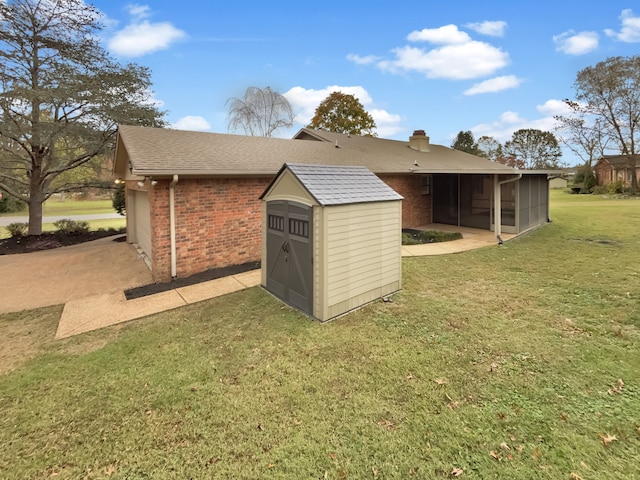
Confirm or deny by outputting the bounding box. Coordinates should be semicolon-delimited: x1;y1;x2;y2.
260;163;403;322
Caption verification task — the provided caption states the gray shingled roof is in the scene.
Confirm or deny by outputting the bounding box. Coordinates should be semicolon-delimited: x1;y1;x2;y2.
114;125;518;178
271;163;403;205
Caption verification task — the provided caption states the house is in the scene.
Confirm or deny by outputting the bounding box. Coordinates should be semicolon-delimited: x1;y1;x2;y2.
113;126;553;283
594;155;640;187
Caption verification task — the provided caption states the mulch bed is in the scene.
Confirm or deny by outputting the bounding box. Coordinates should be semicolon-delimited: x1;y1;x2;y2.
0;231;126;255
124;261;261;300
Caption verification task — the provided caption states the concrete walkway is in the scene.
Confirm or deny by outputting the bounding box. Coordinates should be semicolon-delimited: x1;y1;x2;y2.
56;269;260;339
2;225;511;339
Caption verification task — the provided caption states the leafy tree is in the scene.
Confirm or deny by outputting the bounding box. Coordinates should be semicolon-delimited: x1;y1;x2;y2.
565;55;640;193
226;86;293;137
476;135;503;162
503;129;563;169
451;130;479;155
307;91;377;136
0;0;165;235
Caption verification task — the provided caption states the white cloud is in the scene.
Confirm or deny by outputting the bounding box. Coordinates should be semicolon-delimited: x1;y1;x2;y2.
407;24;471;44
553;30;599;55
126;4;151;19
465;21;507;37
605;9;640;42
378;41;509;80
363;23;509;80
346;53;380;65
463;75;522;95
108;5;186;57
283;85;402;136
172;116;211;131
536;99;572;117
471;102;564;143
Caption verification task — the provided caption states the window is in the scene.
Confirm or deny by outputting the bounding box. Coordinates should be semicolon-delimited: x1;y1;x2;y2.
421;175;431;195
289;218;309;238
268;214;284;232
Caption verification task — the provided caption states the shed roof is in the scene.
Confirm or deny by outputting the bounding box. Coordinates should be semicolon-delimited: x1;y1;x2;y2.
261;163;403;205
114;125;518;178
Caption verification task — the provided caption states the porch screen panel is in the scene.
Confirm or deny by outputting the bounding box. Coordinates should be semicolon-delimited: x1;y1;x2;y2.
459;175;490;229
432;174;459;226
501;182;516;227
519;178;530;231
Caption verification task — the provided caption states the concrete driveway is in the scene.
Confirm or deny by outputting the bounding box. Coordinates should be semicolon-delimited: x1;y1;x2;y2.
0;235;152;314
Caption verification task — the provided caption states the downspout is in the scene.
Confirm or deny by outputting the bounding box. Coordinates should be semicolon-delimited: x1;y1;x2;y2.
170;174;179;278
494;173;522;244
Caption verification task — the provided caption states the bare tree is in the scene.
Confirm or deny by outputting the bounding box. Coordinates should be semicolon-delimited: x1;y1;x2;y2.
567;56;640;193
226;86;293;137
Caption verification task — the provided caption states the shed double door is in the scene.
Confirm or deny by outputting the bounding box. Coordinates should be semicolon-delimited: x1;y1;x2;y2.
266;201;313;315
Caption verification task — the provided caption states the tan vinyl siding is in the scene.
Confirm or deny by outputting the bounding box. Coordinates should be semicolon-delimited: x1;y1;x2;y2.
324;202;401;313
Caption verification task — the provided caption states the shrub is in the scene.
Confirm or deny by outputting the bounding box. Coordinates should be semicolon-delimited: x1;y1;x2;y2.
112;183;126;215
53;219;90;235
607;180;625;195
402;229;463;245
0;194;26;214
572;165;597;193
6;222;28;237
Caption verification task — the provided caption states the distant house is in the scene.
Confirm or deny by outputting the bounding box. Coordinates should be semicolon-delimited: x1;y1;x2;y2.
594;155;640;187
114;126;555;283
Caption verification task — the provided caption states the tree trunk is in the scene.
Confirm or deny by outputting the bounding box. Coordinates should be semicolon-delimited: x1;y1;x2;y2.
28;165;44;236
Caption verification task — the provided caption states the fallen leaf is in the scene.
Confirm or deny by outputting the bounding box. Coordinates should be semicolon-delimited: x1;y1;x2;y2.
608;378;624;395
531;447;541;460
406;373;414;381
409;467;416;475
451;466;464;477
267;463;275;469
598;433;617;446
104;465;116;476
569;473;584;480
435;377;448;385
378;419;396;430
372;467;378;476
144;409;152;416
500;442;510;451
489;450;500;461
560;412;568;422
497;412;506;421
488;362;498;372
329;453;336;460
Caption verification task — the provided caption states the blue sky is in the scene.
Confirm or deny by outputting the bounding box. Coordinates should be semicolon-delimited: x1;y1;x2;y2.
91;1;640;165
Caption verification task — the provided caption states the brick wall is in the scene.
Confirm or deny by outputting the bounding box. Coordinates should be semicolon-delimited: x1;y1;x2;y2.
149;177;270;282
379;174;432;228
137;173;430;283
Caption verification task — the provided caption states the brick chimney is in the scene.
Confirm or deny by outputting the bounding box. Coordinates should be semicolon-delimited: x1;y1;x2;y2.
409;130;430;152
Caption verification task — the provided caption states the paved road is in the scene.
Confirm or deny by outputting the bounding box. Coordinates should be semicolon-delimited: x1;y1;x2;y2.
0;213;123;227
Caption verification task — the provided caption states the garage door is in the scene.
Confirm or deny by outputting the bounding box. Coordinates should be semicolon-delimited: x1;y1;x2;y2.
132;190;152;265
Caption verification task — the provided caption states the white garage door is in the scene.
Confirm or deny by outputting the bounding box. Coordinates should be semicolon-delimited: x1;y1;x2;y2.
132;190;152;265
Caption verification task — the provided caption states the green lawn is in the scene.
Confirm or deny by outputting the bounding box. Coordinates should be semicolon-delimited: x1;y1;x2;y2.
1;198;124;239
0;190;638;479
0;197;118;217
